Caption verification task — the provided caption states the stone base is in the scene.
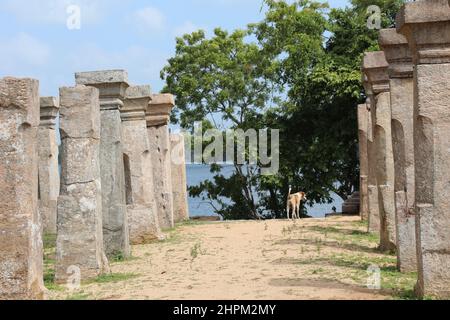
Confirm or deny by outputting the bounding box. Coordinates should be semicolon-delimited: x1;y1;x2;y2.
395;191;417;272
128;205;165;245
368;185;380;233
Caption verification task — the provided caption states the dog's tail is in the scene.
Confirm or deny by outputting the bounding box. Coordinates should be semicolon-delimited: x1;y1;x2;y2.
287;185;292;200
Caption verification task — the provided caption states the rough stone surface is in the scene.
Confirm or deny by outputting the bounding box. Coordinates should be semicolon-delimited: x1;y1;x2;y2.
122;85;164;244
170;133;190;222
38;97;60;234
380;28;417;272
358;104;369;221
0;77;44;300
374;90;397;251
75;70;130;259
364;94;380;233
397;1;450;297
362;52;396;251
56;85;109;283
147;94;174;229
75;70;129;86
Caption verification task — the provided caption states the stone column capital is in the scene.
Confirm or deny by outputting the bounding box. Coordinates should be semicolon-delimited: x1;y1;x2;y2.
396;0;450;65
146;93;174;127
122;85;151;122
75;70;129;110
379;28;413;78
40;96;59;128
361;51;390;94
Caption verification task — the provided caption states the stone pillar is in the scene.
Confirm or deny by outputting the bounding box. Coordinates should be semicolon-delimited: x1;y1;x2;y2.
75;70;130;259
56;85;109;283
121;85;164;244
362;52;396;251
0;77;44;300
146;94;174;229
362;77;380;234
397;0;450;298
379;28;417;272
38;97;60;234
357;103;369;221
170;133;190;223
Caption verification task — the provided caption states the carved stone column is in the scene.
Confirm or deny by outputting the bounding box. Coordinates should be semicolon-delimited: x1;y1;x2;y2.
122;85;164;243
380;28;417;272
0;77;44;300
56;85;110;283
397;0;450;298
357;103;369;221
38;97;60;234
362;52;397;251
75;70;130;259
362;76;380;234
170;133;190;223
146;94;174;229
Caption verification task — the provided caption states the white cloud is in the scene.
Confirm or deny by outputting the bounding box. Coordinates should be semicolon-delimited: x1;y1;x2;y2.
130;7;165;33
173;21;204;37
0;33;50;71
0;0;121;25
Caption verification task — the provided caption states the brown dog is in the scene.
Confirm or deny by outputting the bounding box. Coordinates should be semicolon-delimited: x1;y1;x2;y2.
287;186;307;220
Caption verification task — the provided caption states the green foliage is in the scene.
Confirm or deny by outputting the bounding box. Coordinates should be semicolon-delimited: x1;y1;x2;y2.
161;0;406;219
93;273;139;284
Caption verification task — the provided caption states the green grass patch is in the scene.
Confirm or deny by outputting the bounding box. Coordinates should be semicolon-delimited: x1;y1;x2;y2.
190;242;207;261
108;251;140;263
328;253;417;299
43;233;61;291
308;225;380;245
92;273;139;284
43;233;57;250
176;220;213;227
352;220;369;229
66;292;91;300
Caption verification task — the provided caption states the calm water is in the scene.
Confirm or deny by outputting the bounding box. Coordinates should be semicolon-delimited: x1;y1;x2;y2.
186;164;343;218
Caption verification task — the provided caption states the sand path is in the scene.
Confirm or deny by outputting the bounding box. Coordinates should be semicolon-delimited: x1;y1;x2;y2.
49;216;415;300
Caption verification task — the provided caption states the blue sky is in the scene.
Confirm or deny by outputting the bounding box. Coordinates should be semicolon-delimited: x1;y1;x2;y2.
0;0;350;97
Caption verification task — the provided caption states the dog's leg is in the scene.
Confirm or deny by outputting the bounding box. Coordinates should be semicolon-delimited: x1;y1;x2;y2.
286;204;290;220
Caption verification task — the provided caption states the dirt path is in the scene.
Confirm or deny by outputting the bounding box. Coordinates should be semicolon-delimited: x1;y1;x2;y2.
47;216;416;300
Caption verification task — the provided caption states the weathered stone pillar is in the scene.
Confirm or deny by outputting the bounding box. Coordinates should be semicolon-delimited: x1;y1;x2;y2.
146;94;174;229
38;97;60;234
121;85;164;244
362;52;396;251
397;0;450;298
56;85;109;283
170;133;190;223
0;77;44;300
362;77;380;234
357;103;369;221
75;70;130;259
379;28;417;272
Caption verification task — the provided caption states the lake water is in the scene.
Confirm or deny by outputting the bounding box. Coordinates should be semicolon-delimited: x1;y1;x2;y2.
186;164;343;218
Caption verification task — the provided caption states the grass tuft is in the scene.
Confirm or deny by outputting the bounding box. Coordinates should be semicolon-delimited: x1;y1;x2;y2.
92;273;139;284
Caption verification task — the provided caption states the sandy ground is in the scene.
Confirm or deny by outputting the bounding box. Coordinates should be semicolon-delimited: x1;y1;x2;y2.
48;216;416;300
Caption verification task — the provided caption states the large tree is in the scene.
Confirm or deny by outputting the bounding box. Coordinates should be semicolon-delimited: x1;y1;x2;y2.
161;0;406;219
161;28;277;220
253;0;404;216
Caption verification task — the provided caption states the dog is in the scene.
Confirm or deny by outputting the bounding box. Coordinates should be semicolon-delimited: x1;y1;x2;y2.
287;186;307;220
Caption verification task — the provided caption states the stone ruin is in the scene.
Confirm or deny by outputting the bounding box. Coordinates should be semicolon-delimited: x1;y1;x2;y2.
0;77;45;299
1;0;450;300
0;69;189;299
358;0;450;299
